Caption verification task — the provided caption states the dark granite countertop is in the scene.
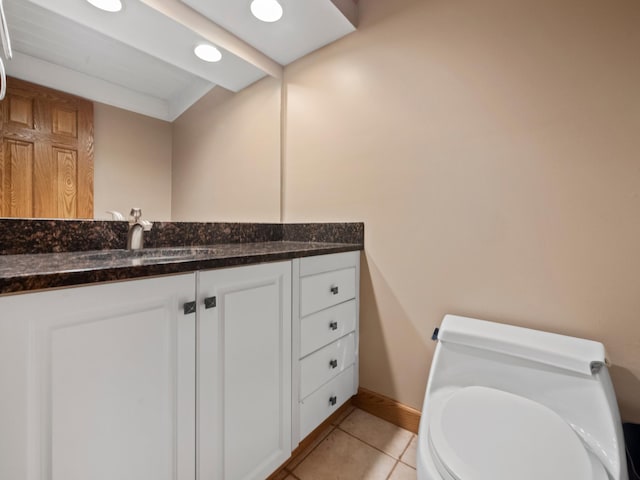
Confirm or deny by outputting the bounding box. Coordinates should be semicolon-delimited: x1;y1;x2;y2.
0;241;362;295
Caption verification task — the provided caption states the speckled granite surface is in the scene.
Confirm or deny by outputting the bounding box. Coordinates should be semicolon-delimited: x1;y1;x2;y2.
0;242;361;294
0;220;364;294
0;219;128;254
144;222;284;249
282;223;364;244
0;219;364;254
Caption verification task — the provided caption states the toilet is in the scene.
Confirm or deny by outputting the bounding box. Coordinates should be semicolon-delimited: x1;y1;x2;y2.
417;314;629;480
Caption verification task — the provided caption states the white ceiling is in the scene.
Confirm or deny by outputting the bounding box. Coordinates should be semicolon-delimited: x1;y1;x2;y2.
2;0;357;122
181;0;356;66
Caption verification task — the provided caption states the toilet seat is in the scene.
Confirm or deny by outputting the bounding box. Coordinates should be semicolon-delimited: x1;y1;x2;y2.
427;386;605;480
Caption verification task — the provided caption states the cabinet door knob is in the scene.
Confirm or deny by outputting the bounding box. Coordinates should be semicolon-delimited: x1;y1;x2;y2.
330;285;339;295
329;395;337;406
329;321;338;331
329;359;338;369
204;296;217;309
183;301;196;315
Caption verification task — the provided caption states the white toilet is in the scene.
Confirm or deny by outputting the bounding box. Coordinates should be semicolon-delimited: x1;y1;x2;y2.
417;314;628;480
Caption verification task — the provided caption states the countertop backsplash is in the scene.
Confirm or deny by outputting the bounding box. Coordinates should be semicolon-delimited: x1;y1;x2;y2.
0;219;364;255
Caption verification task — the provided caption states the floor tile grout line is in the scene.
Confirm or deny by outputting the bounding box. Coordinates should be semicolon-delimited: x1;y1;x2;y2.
336;407;415;462
397;434;414;463
399;458;417;469
286;406;355;474
285;425;336;474
385;460;401;480
336;425;404;461
285;407;417;478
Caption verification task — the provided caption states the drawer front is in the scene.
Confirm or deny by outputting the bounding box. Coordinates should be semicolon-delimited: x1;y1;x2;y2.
299;365;356;440
300;300;357;358
300;267;356;317
300;333;356;400
299;251;359;277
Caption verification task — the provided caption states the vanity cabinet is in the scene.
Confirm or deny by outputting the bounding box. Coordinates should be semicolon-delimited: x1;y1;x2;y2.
293;251;360;442
197;261;292;480
0;274;197;480
0;250;359;479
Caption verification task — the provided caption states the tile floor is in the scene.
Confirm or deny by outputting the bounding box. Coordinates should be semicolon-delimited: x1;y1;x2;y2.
276;407;418;480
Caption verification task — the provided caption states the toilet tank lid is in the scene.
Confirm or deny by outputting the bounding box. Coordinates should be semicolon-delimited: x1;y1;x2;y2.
438;315;606;376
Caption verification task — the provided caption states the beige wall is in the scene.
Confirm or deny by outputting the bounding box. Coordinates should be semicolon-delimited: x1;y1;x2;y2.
283;0;640;421
172;77;281;222
94;103;172;221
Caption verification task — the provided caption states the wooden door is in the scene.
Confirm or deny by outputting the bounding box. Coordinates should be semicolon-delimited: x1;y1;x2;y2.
0;77;94;218
0;274;197;480
198;262;292;480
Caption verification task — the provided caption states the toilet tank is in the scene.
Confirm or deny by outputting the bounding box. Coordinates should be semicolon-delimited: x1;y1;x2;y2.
426;315;626;480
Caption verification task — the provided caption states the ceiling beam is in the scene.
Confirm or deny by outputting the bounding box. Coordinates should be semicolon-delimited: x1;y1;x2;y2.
7;52;172;121
139;0;283;79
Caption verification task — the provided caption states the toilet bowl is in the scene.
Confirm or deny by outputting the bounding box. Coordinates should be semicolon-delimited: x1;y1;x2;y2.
417;315;628;480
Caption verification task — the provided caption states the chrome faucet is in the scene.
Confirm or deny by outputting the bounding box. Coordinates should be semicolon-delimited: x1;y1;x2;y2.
127;208;153;250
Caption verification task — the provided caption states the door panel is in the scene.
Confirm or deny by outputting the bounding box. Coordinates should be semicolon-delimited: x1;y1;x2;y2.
1;139;34;217
199;262;292;480
8;94;33;127
50;306;175;480
33;143;54;217
0;274;196;480
55;148;78;218
52;106;78;138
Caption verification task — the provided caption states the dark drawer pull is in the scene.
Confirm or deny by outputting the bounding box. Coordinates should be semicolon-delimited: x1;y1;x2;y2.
329;359;338;369
204;296;217;309
329;395;337;406
329;321;338;331
330;285;339;295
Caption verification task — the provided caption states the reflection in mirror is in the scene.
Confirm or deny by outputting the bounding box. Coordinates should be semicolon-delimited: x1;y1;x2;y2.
0;0;356;223
171;76;282;223
0;75;282;223
0;0;284;223
97;75;282;223
4;0;279;119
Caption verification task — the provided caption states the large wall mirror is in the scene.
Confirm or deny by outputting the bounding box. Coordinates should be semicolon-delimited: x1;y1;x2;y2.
0;0;357;222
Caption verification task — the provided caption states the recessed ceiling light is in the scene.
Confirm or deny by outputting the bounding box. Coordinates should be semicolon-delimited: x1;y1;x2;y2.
86;0;123;12
250;0;283;23
194;44;222;63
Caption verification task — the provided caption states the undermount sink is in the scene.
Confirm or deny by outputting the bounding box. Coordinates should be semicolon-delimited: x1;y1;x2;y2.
78;247;220;262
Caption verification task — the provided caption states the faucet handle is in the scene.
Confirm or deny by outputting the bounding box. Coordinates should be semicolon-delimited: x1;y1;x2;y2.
106;210;124;221
130;208;142;222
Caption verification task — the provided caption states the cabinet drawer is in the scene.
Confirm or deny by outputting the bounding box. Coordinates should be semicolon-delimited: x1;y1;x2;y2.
299;365;356;440
300;333;356;400
300;267;356;317
300;300;357;358
299;251;359;277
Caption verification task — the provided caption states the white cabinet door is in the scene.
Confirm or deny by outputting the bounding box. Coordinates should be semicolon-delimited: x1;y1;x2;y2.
0;274;197;480
198;262;292;480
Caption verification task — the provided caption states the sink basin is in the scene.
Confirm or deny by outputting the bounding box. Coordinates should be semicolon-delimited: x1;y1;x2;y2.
78;247;219;262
